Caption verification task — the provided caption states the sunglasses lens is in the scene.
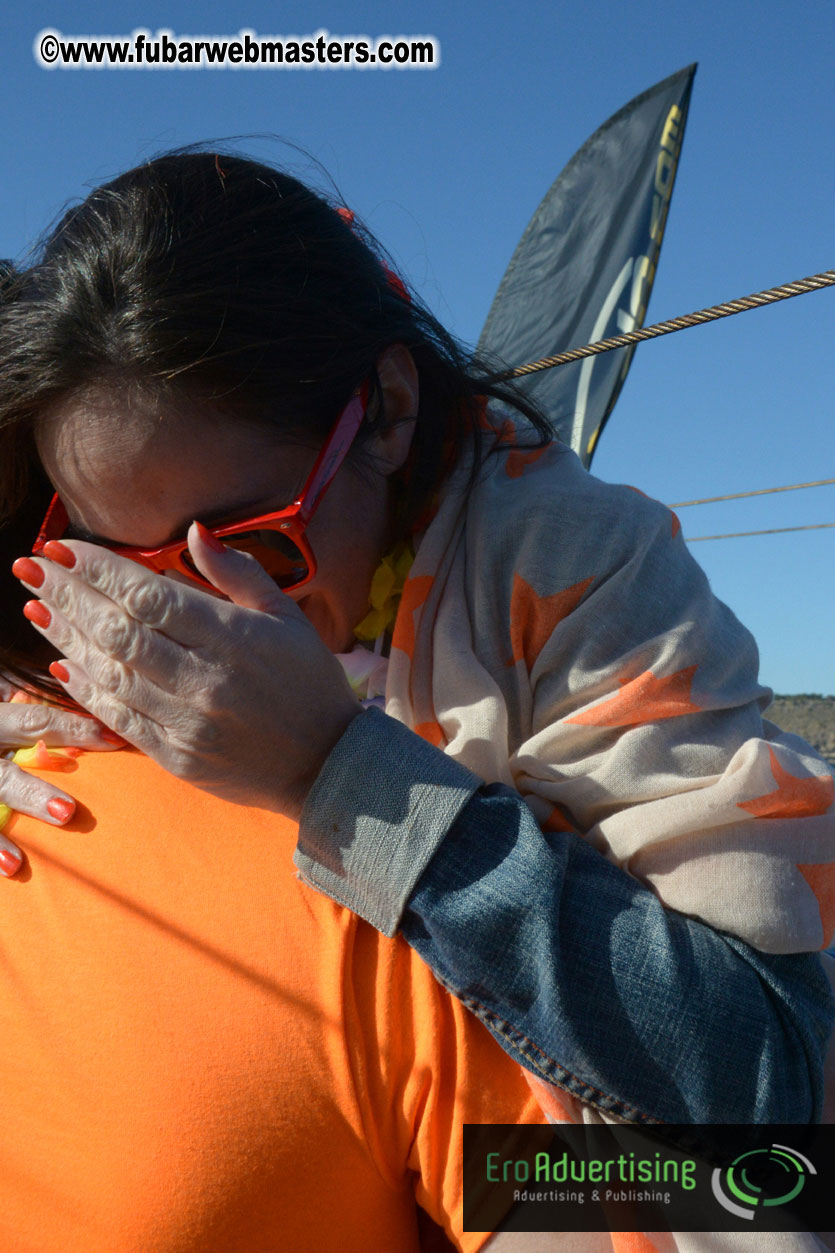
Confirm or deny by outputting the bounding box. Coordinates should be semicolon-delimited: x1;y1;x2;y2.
183;529;309;588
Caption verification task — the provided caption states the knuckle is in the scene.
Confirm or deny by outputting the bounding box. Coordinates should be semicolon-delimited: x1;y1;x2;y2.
93;657;131;697
205;663;241;710
1;764;47;809
122;579;170;628
170;708;220;757
166;745;203;782
191;719;220;754
53;715;91;743
84;554;114;590
96;702;136;738
97;612;134;659
2;705;51;740
70;714;103;739
49;581;74;615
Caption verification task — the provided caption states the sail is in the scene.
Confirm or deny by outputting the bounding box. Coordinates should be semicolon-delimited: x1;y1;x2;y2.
478;64;696;466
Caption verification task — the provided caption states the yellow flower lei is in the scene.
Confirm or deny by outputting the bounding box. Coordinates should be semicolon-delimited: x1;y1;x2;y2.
353;539;416;642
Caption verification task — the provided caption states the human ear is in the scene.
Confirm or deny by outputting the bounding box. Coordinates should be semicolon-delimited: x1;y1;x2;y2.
370;344;419;476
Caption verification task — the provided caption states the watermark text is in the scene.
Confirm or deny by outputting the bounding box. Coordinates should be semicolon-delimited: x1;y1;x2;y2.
35;27;439;70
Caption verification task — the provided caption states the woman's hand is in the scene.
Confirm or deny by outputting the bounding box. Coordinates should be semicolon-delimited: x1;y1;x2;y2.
0;675;123;875
12;526;363;821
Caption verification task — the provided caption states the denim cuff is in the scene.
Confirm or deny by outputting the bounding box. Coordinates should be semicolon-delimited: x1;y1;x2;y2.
294;706;482;937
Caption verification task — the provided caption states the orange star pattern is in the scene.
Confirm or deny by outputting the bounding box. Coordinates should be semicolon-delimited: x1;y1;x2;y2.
796;862;835;949
507;574;594;670
391;575;434;660
505;444;551;479
541;804;578;834
566;665;701;728
738;747;834;820
475;406;516;445
612;1235;672;1253
414;720;445;748
491;420;516;447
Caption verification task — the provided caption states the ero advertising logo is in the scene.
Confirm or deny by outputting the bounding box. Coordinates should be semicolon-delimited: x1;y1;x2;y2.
464;1124;832;1234
711;1143;816;1220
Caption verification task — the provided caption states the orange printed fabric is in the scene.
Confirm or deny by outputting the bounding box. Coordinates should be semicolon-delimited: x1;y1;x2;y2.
0;748;545;1253
386;422;835;954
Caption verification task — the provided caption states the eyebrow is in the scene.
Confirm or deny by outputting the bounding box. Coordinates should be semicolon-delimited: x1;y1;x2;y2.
64;491;294;549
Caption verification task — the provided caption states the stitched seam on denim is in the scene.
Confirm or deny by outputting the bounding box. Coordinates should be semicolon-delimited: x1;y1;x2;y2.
721;936;831;1121
434;977;668;1126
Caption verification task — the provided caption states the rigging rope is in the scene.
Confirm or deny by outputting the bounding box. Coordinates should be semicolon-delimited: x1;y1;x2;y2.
669;477;835;508
488;270;835;382
685;522;835;542
483;269;835;544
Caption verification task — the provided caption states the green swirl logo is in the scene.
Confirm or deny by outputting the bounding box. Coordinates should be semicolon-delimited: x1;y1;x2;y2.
712;1144;815;1220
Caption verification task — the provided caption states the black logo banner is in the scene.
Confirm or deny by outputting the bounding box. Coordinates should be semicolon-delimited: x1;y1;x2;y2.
464;1123;835;1234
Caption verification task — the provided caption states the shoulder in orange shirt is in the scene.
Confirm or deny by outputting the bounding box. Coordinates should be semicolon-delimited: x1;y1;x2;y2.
0;747;543;1253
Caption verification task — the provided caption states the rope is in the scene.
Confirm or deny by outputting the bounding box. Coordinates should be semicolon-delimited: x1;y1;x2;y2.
481;269;835;545
669;477;835;508
686;523;835;542
487;270;835;381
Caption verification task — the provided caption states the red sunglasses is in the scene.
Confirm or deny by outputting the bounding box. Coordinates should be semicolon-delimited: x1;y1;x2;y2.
33;382;370;594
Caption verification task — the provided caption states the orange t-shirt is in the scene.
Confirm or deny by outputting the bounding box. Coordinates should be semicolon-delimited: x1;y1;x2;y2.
0;748;543;1253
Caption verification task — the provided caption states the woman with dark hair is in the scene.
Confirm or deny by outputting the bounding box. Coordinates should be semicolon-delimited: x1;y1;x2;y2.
0;150;833;1139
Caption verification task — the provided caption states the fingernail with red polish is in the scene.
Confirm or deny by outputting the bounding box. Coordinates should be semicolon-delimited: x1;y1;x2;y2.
194;520;227;553
49;661;71;684
23;600;52;628
98;728;126;746
47;797;75;824
12;557;45;588
42;540;77;569
0;849;23;877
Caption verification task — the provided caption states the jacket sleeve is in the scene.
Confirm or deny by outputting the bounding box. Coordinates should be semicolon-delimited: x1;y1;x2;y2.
295;707;834;1125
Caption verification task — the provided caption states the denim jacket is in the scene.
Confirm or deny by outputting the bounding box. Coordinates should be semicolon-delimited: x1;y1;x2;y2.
296;707;834;1126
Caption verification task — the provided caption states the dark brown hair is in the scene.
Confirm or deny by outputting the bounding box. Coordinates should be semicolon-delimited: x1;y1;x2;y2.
0;148;552;689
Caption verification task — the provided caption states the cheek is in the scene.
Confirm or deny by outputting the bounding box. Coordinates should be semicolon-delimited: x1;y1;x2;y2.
298;498;387;649
318;474;389;579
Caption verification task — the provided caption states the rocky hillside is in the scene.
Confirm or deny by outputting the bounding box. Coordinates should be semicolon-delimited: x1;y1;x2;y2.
768;694;835;769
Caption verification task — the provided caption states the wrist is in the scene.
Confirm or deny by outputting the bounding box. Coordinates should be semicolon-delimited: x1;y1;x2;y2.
281;700;364;823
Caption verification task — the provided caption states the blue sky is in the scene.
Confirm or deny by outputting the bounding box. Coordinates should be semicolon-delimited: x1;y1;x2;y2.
1;0;832;694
